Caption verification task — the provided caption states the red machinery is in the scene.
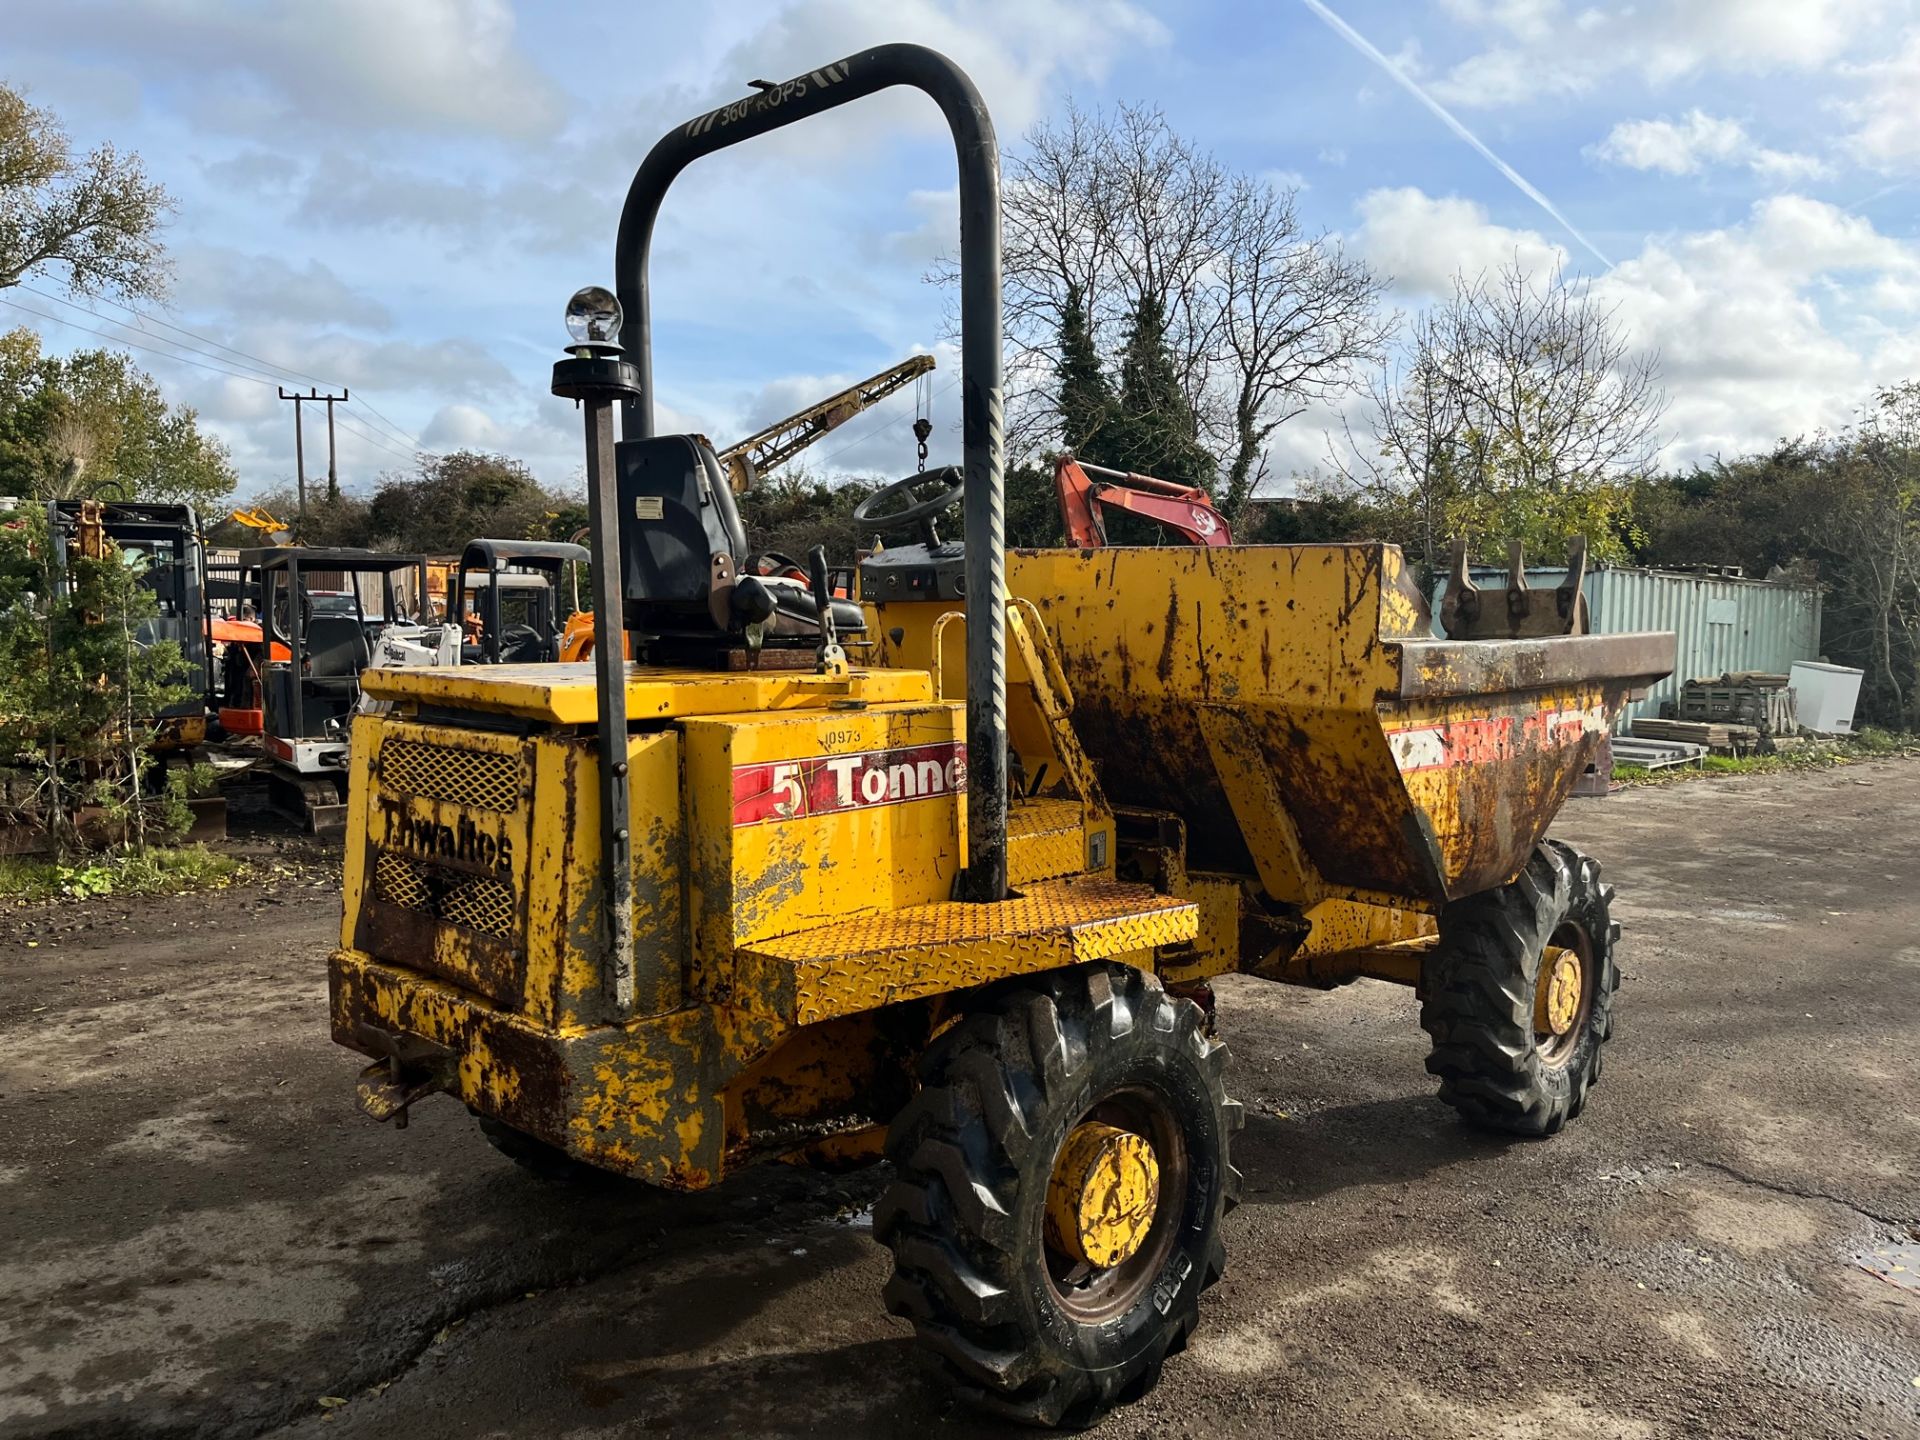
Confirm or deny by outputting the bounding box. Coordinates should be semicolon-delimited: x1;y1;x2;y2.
1053;454;1233;548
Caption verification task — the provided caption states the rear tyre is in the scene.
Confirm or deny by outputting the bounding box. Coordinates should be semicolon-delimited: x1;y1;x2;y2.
475;1115;606;1184
876;964;1241;1429
1420;839;1618;1136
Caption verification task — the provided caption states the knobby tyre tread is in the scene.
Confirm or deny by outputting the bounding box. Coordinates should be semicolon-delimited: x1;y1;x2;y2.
875;963;1240;1429
1419;840;1617;1137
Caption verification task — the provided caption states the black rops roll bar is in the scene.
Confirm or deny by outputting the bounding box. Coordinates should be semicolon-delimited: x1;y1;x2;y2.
614;42;1009;903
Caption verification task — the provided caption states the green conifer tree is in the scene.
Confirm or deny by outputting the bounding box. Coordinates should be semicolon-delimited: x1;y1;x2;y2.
1055;283;1116;465
1111;295;1215;489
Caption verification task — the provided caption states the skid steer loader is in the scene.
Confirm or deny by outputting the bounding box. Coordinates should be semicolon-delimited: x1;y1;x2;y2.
327;43;1675;1427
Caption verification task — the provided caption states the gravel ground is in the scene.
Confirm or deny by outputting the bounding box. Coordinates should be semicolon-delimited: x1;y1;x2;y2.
2;760;1917;1439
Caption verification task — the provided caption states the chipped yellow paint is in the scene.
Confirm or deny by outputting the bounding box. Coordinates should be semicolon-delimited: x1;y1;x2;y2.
348;716;684;1031
996;545;1653;905
680;702;967;998
1007;797;1094;886
1156;872;1249;985
327;533;1664;1195
532;728;686;1025
1536;945;1581;1035
1006;598;1111;835
732;877;1194;1024
1296;898;1435;959
359;660;935;725
1046;1122;1160;1268
1387;683;1615;898
866;598;1114;886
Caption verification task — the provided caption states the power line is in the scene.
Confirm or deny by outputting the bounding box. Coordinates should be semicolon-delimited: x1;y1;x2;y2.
0;295;422;467
18;282;425;453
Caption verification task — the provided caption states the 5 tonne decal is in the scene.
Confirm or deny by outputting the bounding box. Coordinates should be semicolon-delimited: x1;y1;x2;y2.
732;741;967;827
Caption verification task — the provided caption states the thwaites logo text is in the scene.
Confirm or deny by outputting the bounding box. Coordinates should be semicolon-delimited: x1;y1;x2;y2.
732;741;966;827
380;799;515;874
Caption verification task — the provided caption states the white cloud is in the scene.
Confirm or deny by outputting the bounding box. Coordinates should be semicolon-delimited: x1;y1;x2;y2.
1431;0;1894;109
1592;110;1831;182
1352;187;1567;297
7;0;566;139
711;0;1170;140
1591;196;1920;463
1592;111;1740;174
1343;187;1920;469
1839;29;1920;168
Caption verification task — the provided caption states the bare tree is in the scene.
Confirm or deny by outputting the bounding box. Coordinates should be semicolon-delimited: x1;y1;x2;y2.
1215;177;1390;515
1340;259;1664;570
0;85;171;302
942;103;1386;510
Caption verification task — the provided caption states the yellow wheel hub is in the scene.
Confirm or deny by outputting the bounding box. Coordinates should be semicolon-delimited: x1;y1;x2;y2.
1044;1122;1160;1269
1535;946;1584;1037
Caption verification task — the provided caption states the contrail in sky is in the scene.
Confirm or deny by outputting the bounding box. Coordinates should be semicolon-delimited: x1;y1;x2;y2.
1297;0;1613;270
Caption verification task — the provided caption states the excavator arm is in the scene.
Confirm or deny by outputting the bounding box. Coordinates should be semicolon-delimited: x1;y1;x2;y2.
1053;456;1233;548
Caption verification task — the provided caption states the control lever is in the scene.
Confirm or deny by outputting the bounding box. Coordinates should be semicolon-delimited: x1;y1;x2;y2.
809;545;847;676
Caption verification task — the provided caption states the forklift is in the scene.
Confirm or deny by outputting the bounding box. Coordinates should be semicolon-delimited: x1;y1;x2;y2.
327;44;1672;1427
240;546;428;832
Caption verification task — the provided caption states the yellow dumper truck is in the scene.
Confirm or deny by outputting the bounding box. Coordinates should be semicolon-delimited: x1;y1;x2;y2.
328;44;1674;1427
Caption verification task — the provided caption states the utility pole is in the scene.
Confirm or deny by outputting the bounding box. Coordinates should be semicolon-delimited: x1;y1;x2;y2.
322;388;348;501
278;387;307;528
278;386;351;522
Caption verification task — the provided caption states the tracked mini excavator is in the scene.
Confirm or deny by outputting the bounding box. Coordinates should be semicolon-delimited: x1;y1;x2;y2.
327;44;1675;1427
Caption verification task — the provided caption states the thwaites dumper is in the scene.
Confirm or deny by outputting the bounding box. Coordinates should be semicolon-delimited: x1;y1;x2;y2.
329;44;1675;1428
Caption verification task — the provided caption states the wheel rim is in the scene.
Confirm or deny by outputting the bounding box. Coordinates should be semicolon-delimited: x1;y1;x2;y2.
1533;926;1594;1067
1042;1087;1186;1322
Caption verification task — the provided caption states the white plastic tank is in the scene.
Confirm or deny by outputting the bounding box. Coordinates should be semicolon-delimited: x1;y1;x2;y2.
1788;661;1864;735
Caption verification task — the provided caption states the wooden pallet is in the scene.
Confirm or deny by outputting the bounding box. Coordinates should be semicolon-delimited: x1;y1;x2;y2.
1631;719;1760;748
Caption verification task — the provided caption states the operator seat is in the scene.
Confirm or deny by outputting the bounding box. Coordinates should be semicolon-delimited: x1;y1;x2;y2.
615;434;864;642
305;614;370;692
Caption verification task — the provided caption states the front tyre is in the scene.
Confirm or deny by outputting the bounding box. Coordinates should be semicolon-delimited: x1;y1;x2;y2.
876;964;1242;1429
1420;839;1618;1136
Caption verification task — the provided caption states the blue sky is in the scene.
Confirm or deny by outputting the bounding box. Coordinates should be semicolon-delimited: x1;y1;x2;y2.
6;0;1919;499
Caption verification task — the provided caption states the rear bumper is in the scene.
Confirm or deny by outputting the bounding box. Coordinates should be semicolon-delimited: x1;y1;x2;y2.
329;948;732;1189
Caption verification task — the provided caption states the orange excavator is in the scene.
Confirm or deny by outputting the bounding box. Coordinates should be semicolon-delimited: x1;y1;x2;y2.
1052;454;1233;548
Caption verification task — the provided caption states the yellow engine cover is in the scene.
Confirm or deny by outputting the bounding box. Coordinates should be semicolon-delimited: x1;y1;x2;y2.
680;701;968;997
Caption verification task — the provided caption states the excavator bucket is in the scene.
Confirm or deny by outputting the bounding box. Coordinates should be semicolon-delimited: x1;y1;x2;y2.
1438;535;1590;641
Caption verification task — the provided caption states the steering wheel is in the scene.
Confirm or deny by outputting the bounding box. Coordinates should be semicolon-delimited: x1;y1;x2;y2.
852;465;964;542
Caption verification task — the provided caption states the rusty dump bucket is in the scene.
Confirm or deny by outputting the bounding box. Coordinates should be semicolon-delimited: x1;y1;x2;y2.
1007;545;1674;907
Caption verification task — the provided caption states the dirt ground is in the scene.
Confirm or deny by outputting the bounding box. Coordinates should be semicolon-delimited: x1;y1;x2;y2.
3;760;1918;1440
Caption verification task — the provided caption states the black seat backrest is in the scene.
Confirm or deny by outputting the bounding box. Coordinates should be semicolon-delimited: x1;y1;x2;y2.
306;614;369;677
616;435;746;626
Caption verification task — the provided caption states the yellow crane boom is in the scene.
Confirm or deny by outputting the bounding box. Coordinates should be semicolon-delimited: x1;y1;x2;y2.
715;354;934;493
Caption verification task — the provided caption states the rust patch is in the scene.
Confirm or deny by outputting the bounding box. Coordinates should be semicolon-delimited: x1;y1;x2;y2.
1156;582;1180;684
